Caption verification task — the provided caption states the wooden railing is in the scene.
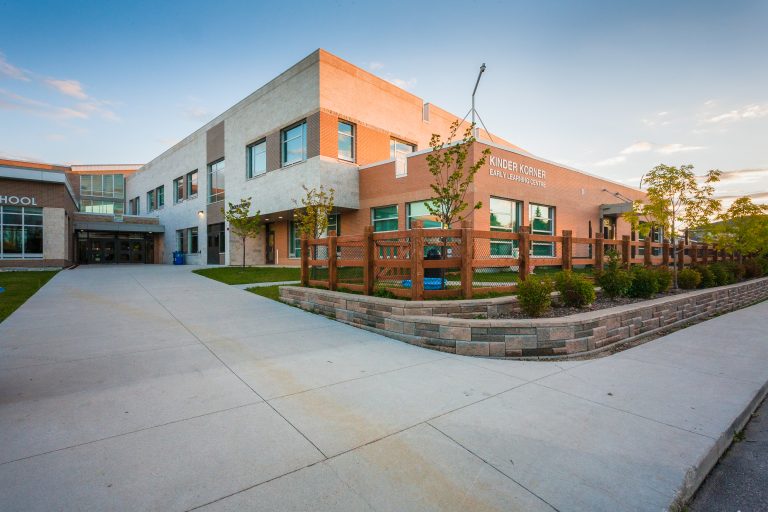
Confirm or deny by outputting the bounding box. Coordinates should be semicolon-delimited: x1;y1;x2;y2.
300;221;739;300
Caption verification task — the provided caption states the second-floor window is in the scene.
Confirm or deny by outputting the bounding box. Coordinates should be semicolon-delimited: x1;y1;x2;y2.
338;121;354;161
186;169;198;198
174;176;184;203
390;139;415;160
208;159;225;203
247;140;267;178
281;121;306;166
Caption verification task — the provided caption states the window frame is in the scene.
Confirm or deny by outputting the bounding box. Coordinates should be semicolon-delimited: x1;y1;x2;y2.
489;196;522;257
246;139;267;179
186;169;198;199
529;203;555;258
207;158;225;204
406;201;442;229
0;206;44;260
389;138;415;160
371;205;399;233
281;121;307;167
173;176;184;203
337;120;355;162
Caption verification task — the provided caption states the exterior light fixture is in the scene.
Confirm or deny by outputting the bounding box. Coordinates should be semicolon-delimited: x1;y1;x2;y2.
197;210;204;218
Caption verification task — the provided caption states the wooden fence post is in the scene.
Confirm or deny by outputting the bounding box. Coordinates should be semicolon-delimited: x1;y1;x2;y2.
327;230;337;291
702;243;709;265
643;236;652;267
562;230;573;271
300;235;309;286
461;220;473;299
363;225;374;295
677;240;685;270
690;241;698;267
411;227;424;300
621;235;631;269
594;233;604;272
662;239;670;267
518;226;530;281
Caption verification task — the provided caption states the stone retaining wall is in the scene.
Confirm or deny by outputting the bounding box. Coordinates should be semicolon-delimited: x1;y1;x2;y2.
279;277;768;358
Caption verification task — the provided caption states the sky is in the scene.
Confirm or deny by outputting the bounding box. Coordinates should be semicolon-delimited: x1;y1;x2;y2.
1;0;766;206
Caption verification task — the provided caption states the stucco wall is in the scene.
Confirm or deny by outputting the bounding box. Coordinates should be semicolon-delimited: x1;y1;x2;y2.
42;207;67;261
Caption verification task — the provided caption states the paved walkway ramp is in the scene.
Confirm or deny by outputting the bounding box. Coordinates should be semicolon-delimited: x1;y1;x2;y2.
0;265;766;511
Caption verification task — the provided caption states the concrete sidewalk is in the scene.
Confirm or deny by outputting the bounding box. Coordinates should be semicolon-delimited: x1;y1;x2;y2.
0;265;765;511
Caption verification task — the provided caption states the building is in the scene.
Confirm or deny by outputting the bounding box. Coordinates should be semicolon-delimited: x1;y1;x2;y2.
0;159;163;267
125;49;645;267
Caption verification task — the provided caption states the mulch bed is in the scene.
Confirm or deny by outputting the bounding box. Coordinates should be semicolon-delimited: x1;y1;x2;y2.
496;289;688;319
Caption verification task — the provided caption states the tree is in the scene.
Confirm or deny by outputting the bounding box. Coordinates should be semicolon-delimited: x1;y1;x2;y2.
709;197;768;259
222;197;262;267
293;184;336;242
424;120;491;228
624;164;721;288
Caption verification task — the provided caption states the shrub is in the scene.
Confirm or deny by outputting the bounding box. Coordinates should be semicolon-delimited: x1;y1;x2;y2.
695;265;715;288
554;271;596;308
709;263;728;286
743;259;764;279
596;251;633;299
517;276;554;317
628;266;660;298
678;268;702;289
722;261;745;283
653;267;673;293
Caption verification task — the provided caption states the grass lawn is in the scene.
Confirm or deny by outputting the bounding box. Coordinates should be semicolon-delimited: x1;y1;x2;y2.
246;285;281;301
193;266;300;285
0;270;58;322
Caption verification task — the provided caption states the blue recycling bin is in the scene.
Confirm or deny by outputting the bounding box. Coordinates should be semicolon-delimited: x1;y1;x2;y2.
172;251;185;265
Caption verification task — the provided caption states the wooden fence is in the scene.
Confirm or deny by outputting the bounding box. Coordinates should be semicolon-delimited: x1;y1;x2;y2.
300;221;737;301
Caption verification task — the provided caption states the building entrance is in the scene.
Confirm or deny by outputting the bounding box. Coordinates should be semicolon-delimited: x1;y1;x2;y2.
76;232;154;264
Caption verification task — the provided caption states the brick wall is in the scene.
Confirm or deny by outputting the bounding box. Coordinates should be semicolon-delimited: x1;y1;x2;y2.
280;277;768;359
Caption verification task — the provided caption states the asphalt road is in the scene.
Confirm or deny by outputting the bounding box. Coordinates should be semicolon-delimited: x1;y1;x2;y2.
690;396;768;511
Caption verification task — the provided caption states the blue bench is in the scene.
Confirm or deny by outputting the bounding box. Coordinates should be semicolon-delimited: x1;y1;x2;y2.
400;278;446;290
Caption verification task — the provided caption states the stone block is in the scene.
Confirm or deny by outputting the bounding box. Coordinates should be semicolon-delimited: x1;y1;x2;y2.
592;325;607;341
504;334;537;350
456;341;490;356
537;326;575;341
384;318;404;334
439;325;472;341
489;342;505;357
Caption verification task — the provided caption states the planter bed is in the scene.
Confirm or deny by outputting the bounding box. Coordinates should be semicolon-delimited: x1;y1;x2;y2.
280;277;768;359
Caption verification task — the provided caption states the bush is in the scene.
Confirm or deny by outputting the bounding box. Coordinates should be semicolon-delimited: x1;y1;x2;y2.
709;263;728;286
628;266;660;298
678;268;702;289
744;259;765;279
517;276;554;317
722;261;745;283
695;265;716;288
596;251;633;299
554;271;596;308
653;267;673;293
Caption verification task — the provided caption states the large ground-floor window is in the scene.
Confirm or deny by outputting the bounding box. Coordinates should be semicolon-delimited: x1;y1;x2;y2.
406;201;442;229
530;203;555;257
289;214;340;258
490;197;521;257
0;206;43;259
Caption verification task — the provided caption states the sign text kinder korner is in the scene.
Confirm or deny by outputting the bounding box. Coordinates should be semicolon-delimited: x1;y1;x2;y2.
488;155;546;188
0;195;37;206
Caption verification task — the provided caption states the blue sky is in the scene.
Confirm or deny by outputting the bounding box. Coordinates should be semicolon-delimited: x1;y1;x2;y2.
1;0;766;204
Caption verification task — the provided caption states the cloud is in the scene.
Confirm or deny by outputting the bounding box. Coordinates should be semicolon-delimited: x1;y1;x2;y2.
184;105;210;120
45;133;66;141
387;77;417;90
706;103;768;123
369;61;384;71
656;143;706;154
620;141;653;154
0;88;88;120
716;167;768;184
0;53;30;81
45;78;88;99
595;155;626;167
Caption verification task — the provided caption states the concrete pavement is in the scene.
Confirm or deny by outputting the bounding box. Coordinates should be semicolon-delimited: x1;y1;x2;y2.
0;264;766;511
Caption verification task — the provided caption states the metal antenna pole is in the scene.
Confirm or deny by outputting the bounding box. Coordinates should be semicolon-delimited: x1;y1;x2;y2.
471;63;486;137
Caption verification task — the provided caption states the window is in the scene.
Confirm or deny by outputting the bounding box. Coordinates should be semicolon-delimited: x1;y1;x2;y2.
326;214;340;236
530;203;555;257
174;177;184;203
186;169;198;198
247;140;267;178
289;221;301;258
338;121;354;161
156;186;164;209
81;199;125;216
1;206;43;259
490;197;521;256
189;227;198;253
407;201;442;229
176;229;186;253
147;190;155;212
80;174;124;199
636;222;662;257
372;205;398;232
281;122;306;166
390;139;415;159
128;197;140;215
207;159;225;203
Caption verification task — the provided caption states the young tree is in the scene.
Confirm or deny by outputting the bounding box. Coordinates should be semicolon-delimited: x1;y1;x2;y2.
293;184;336;244
222;197;262;267
424;120;491;228
624;164;721;288
709;196;768;259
